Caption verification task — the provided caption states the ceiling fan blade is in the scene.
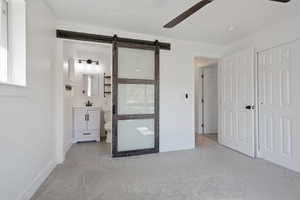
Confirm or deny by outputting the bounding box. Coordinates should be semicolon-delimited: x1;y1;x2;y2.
269;0;291;2
163;0;214;28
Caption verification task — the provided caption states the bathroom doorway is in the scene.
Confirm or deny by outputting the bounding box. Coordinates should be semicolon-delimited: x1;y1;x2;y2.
61;39;113;156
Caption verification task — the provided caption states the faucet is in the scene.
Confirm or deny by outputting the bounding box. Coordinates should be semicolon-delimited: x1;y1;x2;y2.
86;100;93;107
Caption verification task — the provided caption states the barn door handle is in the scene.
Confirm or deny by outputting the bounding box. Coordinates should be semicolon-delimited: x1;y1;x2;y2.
245;105;252;110
112;105;116;115
245;105;255;110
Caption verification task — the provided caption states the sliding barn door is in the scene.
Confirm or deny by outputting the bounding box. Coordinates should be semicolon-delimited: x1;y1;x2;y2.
220;48;255;157
112;42;159;157
258;41;300;172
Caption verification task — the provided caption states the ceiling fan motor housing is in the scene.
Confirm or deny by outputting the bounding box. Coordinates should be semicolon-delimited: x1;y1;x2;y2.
269;0;291;2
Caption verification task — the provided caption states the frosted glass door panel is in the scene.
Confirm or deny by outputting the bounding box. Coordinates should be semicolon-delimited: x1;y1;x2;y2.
118;119;155;151
118;47;155;80
118;84;154;115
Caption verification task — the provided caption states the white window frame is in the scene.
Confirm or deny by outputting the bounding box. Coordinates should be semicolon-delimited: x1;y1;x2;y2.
0;0;26;88
0;0;8;83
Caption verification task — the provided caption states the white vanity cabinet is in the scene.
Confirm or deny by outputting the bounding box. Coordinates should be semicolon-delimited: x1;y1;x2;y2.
73;107;101;142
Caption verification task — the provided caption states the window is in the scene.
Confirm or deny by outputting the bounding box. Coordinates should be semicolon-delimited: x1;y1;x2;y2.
0;0;8;83
0;0;26;87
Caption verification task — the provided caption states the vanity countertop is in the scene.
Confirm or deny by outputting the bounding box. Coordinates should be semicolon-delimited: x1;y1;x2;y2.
72;106;101;110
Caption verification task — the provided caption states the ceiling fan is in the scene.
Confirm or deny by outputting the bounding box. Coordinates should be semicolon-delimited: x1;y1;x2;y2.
164;0;291;28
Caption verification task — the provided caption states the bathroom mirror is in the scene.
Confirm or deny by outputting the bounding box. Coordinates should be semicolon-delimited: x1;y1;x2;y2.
82;74;99;97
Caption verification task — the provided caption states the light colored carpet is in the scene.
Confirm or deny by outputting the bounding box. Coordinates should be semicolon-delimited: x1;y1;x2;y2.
32;139;300;200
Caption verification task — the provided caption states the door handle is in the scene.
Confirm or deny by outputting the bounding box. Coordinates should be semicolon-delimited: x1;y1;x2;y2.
85;114;89;121
245;105;255;110
112;105;116;115
245;105;252;110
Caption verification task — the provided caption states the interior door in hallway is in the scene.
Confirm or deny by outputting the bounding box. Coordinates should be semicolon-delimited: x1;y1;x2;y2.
220;48;255;157
202;65;218;134
258;41;300;172
112;42;159;157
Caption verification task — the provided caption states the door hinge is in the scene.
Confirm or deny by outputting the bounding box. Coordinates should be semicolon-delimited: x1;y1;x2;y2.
201;98;204;103
201;74;204;79
201;124;204;128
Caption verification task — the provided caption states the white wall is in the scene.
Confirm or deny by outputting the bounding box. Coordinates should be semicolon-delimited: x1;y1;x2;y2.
57;20;226;153
63;85;73;155
0;0;56;200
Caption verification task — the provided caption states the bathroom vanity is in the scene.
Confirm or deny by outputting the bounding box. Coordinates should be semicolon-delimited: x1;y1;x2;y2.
73;107;101;143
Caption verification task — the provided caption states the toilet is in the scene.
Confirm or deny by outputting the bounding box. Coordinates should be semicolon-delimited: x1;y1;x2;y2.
104;111;112;143
103;97;112;143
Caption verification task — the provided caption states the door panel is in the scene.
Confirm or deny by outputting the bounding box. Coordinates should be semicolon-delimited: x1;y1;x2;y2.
118;119;155;152
118;84;155;115
118;47;155;80
87;110;100;130
220;48;255;157
74;109;87;131
258;41;300;172
112;42;159;157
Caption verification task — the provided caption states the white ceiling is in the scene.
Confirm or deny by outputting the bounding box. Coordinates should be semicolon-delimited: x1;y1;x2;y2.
45;0;300;45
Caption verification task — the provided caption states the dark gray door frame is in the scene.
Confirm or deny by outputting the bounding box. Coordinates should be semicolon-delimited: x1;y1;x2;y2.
112;40;160;157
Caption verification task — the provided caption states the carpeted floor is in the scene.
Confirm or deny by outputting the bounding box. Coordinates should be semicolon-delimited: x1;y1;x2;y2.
32;138;300;200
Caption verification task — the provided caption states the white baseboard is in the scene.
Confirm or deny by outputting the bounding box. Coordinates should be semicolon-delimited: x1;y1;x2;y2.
17;161;57;200
64;142;73;157
57;141;73;164
160;144;195;153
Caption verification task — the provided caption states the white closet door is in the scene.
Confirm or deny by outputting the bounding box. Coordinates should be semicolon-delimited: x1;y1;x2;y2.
258;41;300;172
220;48;255;157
